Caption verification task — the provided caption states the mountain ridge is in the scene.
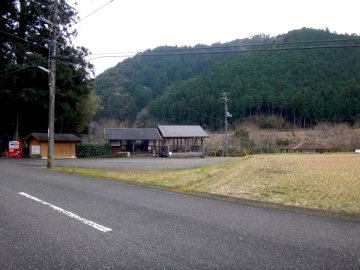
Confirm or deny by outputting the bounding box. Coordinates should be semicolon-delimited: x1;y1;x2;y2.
94;28;360;129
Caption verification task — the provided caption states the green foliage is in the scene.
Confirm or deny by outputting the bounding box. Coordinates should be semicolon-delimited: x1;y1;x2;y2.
227;147;248;157
0;0;99;151
95;28;360;130
146;29;360;128
276;138;295;146
76;143;110;158
252;140;278;154
94;44;233;123
233;129;252;149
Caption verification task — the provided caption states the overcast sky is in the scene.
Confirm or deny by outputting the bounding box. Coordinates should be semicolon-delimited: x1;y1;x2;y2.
71;0;360;76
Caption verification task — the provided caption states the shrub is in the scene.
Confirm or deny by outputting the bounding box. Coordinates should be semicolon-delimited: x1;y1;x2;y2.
76;143;110;158
257;116;287;129
228;147;251;157
276;138;295;146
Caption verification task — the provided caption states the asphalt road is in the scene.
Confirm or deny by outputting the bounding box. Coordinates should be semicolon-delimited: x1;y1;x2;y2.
1;159;360;269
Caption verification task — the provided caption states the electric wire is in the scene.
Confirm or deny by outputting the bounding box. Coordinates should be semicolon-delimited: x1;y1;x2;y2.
87;37;360;56
77;0;115;23
86;38;360;60
2;37;360;77
0;59;47;78
0;30;49;51
2;22;360;63
0;0;115;78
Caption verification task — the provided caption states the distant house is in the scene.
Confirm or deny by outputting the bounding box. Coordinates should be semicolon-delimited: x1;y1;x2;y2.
281;141;329;153
104;128;163;156
24;133;81;159
104;125;209;157
157;125;209;157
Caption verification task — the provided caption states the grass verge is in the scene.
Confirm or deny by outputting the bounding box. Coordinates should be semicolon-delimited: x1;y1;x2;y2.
53;153;360;215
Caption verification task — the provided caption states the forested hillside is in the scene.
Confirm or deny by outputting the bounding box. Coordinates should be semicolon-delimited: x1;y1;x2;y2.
94;44;236;122
94;28;360;129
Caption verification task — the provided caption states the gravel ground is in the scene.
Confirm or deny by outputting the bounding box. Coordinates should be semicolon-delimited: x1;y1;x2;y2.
18;157;234;171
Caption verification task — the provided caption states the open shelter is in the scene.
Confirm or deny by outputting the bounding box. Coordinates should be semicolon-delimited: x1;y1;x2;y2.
157;125;209;157
281;141;329;153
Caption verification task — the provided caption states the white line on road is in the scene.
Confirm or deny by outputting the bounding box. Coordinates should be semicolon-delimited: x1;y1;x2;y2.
19;192;112;233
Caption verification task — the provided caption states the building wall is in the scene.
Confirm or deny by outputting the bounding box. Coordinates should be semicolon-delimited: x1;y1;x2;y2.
109;140;160;155
29;138;76;158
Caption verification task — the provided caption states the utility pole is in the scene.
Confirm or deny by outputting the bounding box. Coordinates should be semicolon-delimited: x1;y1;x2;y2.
221;92;230;157
47;0;58;169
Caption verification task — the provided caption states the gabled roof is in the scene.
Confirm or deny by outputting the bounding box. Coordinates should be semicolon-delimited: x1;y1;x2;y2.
104;128;162;140
283;141;329;150
25;133;81;142
158;125;208;138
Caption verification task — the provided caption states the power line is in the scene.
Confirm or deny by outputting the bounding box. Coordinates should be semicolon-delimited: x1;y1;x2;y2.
88;37;360;56
86;39;360;60
77;0;115;23
0;30;49;51
0;59;47;78
0;0;116;64
140;44;360;56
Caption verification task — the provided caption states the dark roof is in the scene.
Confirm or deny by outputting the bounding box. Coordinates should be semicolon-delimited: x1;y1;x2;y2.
282;141;329;150
104;128;162;140
25;133;81;142
158;125;208;138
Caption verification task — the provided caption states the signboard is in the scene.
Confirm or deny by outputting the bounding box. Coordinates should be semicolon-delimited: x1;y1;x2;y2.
9;141;20;149
31;145;41;155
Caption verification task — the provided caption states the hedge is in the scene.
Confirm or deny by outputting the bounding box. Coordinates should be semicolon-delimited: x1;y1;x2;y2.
76;143;110;158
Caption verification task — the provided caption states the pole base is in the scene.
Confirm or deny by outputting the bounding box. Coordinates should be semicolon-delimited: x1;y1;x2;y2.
47;157;53;169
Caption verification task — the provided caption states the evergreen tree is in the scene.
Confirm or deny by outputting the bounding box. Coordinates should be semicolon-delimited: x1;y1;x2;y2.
0;0;99;151
94;28;360;129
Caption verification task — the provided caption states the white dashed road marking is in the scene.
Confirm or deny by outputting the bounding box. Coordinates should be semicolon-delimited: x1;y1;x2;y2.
19;192;112;233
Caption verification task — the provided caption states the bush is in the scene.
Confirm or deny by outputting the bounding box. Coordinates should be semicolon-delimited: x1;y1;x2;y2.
276;138;295;146
205;147;223;157
227;147;251;157
257;116;287;129
233;129;252;149
76;143;110;158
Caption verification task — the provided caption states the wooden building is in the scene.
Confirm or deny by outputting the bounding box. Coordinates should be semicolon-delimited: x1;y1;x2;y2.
157;125;209;157
104;125;209;157
281;141;329;153
104;128;163;156
24;133;81;159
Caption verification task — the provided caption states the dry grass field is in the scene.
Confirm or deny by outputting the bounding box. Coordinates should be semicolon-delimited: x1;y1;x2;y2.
57;153;360;214
205;123;360;154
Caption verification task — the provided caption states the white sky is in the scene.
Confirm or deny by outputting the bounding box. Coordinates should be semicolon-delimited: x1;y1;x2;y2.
70;0;360;76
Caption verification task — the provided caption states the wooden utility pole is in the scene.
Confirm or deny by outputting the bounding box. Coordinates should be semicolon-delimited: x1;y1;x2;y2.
47;0;57;169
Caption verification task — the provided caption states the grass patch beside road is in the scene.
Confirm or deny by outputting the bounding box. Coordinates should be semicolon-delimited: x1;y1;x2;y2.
55;153;360;214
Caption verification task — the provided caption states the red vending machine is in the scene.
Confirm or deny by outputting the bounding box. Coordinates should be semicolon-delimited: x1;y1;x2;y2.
6;140;22;158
